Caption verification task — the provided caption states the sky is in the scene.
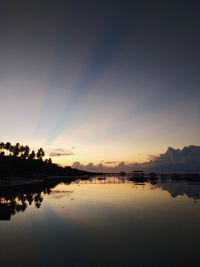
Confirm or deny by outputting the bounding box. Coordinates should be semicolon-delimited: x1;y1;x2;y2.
0;0;199;166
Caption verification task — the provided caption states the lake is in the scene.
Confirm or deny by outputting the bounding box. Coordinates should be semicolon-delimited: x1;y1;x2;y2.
0;176;200;267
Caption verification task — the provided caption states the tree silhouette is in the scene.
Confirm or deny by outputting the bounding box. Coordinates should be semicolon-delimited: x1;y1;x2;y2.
45;158;52;164
5;142;11;151
36;148;45;160
0;141;51;166
29;150;36;160
21;145;30;159
0;142;5;149
12;143;20;157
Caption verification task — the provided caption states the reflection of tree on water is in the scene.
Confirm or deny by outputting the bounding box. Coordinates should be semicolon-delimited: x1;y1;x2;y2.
0;192;42;220
0;192;44;220
0;177;80;220
0;200;12;220
1;176;200;220
0;179;68;220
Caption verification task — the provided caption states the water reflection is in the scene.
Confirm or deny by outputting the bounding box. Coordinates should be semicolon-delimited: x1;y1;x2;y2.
1;175;200;220
154;181;200;200
0;178;77;220
0;184;47;220
0;193;42;220
0;175;200;267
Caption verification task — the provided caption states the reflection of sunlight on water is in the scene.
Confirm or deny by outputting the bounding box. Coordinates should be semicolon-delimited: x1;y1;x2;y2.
43;177;200;235
46;181;175;225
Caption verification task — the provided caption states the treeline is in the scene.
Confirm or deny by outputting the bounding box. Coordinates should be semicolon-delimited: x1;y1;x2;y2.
0;141;92;178
0;142;52;164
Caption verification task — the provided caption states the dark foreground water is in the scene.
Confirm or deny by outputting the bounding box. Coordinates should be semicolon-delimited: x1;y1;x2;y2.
0;176;200;267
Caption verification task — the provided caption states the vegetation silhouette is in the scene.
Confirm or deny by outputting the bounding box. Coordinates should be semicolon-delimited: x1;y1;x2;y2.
0;141;92;178
0;141;44;160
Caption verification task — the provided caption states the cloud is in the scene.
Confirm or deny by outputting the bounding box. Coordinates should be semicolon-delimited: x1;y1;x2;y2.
147;145;200;171
71;160;139;172
104;161;119;164
147;154;157;161
50;152;74;156
49;148;74;157
71;145;200;172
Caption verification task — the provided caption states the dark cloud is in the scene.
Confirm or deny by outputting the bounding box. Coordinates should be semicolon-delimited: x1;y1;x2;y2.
147;154;157;161
104;161;119;164
147;145;200;172
49;148;74;157
50;152;74;157
72;160;137;172
71;146;200;172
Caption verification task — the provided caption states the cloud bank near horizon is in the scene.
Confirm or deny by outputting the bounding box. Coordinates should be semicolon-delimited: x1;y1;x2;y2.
71;145;200;172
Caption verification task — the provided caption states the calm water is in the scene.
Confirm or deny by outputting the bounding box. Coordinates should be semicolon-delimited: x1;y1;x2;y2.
0;176;200;267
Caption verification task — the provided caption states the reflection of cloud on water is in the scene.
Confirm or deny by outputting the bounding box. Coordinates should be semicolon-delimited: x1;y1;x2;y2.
154;182;200;200
49;190;74;200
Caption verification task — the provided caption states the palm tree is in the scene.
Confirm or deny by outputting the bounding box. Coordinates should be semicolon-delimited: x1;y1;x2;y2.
5;142;11;151
23;145;30;159
29;150;36;160
36;148;45;160
13;143;20;157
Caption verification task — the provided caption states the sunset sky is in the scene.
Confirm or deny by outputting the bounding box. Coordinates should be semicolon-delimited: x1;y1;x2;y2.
0;1;199;166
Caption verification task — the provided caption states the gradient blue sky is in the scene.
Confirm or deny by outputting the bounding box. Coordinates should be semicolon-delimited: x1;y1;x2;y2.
0;1;199;165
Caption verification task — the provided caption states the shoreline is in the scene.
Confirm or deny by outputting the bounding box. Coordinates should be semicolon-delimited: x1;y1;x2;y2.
0;172;200;189
0;175;92;189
